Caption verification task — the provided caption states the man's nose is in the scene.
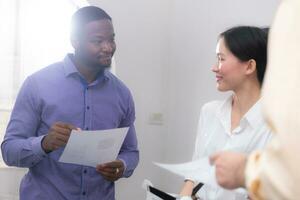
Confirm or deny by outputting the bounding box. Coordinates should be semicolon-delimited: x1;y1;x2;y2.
101;41;114;52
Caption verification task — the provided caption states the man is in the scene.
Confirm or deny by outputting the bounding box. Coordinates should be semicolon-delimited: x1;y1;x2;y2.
1;6;139;200
210;0;300;199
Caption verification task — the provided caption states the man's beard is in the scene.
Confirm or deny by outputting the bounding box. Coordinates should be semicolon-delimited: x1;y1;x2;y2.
85;58;111;72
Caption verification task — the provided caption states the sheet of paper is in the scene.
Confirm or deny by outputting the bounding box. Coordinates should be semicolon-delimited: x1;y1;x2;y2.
59;127;129;167
154;157;247;194
154;157;218;188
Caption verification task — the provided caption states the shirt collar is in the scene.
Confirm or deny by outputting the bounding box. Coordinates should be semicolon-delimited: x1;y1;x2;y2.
216;95;264;133
63;53;110;82
63;53;78;77
217;95;232;119
243;98;264;128
216;95;233;134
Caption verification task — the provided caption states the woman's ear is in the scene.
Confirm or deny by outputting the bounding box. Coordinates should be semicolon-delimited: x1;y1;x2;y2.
245;59;257;75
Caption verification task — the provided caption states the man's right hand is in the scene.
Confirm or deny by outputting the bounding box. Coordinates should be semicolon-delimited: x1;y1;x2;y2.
42;122;78;153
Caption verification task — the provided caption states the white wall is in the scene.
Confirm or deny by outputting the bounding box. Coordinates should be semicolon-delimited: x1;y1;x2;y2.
162;0;280;193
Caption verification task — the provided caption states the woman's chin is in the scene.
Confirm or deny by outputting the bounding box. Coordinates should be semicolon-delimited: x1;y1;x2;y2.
216;85;228;92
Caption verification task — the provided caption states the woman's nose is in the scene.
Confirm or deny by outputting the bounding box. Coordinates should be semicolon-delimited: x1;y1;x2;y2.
211;64;219;72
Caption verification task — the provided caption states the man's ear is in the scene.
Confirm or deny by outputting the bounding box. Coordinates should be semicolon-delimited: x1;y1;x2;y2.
71;36;79;49
245;59;257;75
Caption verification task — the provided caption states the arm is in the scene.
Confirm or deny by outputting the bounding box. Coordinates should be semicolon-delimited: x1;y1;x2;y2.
116;91;139;177
180;180;195;196
180;106;207;195
1;76;46;167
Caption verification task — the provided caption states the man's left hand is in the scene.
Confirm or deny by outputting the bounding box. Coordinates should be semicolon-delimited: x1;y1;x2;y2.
96;160;124;182
210;151;247;189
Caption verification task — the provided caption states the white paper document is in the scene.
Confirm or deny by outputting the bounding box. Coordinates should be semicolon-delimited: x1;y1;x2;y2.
59;127;129;167
154;157;218;188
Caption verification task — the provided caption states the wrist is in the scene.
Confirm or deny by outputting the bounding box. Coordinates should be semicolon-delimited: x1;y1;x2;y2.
238;155;247;187
41;135;52;153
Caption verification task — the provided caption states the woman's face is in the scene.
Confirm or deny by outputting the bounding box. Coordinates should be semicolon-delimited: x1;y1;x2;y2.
212;37;248;92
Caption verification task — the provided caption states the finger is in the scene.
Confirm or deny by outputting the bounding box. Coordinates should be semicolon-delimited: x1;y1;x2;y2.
209;153;220;165
97;167;116;173
54;122;68;128
55;122;77;130
96;164;123;173
54;134;70;143
52;126;72;136
66;124;78;130
52;140;67;148
101;160;123;168
98;170;115;179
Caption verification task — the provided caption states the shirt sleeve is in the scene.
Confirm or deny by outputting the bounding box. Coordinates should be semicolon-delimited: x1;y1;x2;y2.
117;91;139;178
1;76;47;168
185;105;207;181
245;136;295;200
192;106;207;161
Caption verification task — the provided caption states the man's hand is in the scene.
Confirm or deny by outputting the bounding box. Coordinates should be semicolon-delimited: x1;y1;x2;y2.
210;151;247;189
96;160;125;182
42;122;78;153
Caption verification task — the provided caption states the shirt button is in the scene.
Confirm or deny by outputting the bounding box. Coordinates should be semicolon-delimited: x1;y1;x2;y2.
83;169;87;174
82;191;86;195
87;106;90;110
85;127;89;130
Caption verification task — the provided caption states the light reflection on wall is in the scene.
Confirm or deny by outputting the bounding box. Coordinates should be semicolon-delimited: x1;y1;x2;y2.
19;0;76;80
0;0;79;162
0;0;17;107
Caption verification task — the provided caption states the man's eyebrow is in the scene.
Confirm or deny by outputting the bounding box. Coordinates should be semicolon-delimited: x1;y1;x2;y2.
93;33;115;38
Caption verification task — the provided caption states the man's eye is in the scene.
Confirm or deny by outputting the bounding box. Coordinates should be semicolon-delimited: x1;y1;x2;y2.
91;40;102;44
109;38;115;43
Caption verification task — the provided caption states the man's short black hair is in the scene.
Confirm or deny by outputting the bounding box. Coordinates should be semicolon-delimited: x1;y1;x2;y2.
71;6;112;37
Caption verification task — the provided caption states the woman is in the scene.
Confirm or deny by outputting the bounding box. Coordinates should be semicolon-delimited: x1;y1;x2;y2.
180;26;272;200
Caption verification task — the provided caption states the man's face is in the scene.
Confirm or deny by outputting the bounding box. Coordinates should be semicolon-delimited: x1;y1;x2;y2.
75;19;116;70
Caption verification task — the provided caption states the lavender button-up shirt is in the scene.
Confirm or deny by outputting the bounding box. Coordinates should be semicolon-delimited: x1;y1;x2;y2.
1;54;139;200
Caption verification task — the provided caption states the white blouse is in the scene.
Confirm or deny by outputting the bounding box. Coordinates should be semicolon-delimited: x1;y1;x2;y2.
192;95;273;200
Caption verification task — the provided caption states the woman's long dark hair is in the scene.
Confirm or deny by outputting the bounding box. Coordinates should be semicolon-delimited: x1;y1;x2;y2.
220;26;269;85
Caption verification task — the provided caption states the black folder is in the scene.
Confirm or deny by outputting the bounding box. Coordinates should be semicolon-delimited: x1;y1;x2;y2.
148;182;204;200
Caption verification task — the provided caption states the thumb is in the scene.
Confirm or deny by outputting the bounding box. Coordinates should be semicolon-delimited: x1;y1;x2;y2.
209;152;220;165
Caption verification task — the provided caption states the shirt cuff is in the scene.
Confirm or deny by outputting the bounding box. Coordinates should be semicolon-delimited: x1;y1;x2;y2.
118;158;127;177
184;177;196;183
245;150;264;200
31;135;48;159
